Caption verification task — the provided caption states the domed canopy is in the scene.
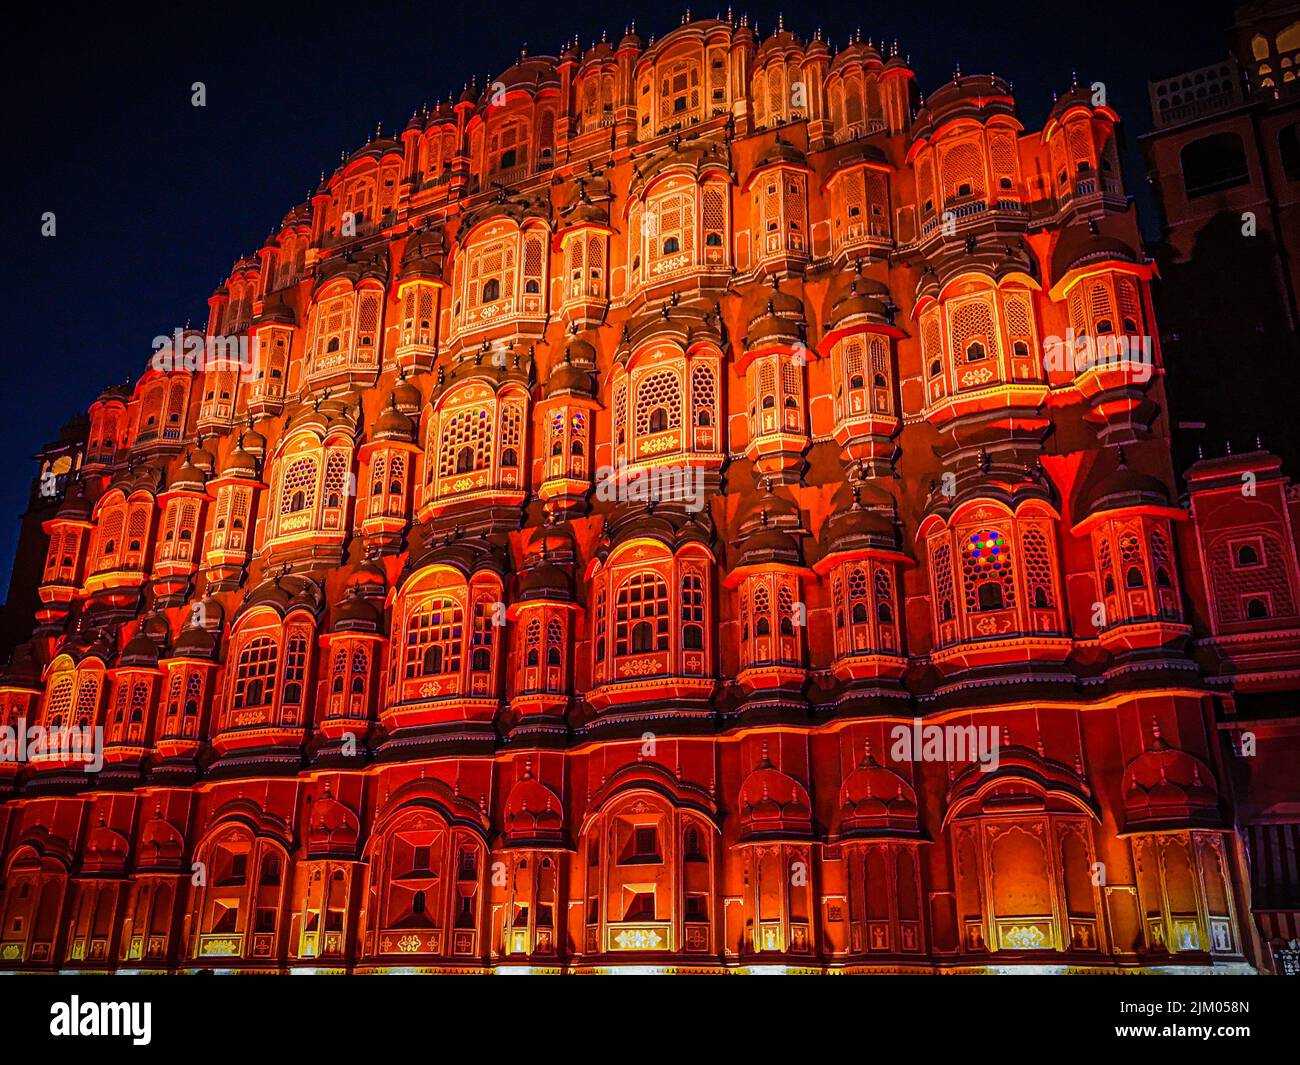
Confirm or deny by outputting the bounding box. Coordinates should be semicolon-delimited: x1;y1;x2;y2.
837;741;921;839
820;482;902;561
1122;721;1219;832
372;395;415;443
399;225;447;284
1051;223;1140;282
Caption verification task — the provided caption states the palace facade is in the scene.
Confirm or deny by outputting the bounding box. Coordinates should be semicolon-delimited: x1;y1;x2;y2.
3;13;1299;973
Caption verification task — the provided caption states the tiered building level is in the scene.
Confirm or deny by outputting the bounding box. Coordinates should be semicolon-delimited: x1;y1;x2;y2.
3;14;1300;973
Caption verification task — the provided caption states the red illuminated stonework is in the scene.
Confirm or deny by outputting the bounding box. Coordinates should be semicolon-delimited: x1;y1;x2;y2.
2;15;1299;974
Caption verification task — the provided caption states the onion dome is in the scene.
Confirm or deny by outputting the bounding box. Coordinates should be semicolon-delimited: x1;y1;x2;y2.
1077;447;1173;522
823;482;901;556
314;250;388;293
399;225;446;283
239;424;267;458
545;349;595;400
220;439;259;479
95;382;132;405
837;739;920;838
912;71;1017;139
119;627;163;668
629;137;729;199
560;175;613;228
387;370;420;415
1122;719;1220;831
822;266;895;336
188;438;217;475
405;528;509;585
346;557;388;596
241;572;325;620
121;462;165;495
744;278;806;350
459;190;550;234
805;29;830;61
1051;223;1141;281
252;298;296;328
372;394;415;443
581;33;615;66
734;481;804;568
0;644;43;690
503;767;565;845
756;16;803;60
174;614;220;660
1047;77;1103;126
738;745;814;840
167;453;209;494
486;51;560;97
602;502;714;556
55;478;92;522
518;521;575;602
333;590;382;633
753;135;807;171
617;21;643;50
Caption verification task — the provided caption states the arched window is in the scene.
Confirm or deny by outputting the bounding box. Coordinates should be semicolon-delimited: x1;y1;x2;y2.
976;582;1004;611
483;278;501;302
1236;543;1260;567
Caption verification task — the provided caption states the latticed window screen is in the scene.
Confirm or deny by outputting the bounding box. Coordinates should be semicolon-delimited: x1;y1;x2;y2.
1021;526;1056;607
702;185;726;247
45;678;73;728
989;132;1019;192
1003;291;1036;353
233;636;278;710
942;141;986;200
438;407;493;478
184;672;202;717
323;450;349;508
1117;278;1142;331
933;542;955;624
356;292;381;356
961;528;1016;611
615;572;670;655
280;456;318;516
404;597;464;678
635;370;682;435
499;402;523;462
1087;280;1115;332
1068;124;1093;170
74;678;99;727
690;363;716;427
950;298;1000;363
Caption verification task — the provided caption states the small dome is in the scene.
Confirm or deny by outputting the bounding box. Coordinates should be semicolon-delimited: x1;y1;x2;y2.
373;395;415;442
391;372;422;414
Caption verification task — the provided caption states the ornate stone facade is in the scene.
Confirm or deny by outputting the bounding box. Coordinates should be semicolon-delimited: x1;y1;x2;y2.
2;14;1298;973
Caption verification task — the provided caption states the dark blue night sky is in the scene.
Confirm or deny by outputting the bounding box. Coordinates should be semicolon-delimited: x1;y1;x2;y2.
4;0;1236;597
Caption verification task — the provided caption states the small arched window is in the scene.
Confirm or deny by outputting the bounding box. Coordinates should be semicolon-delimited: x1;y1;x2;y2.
662;236;680;255
1246;597;1269;620
1236;543;1260;567
966;341;986;362
482;278;501;302
976;582;1004;612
